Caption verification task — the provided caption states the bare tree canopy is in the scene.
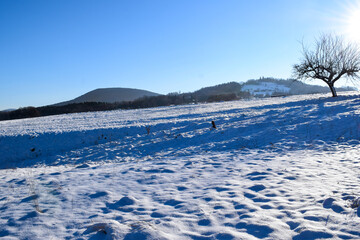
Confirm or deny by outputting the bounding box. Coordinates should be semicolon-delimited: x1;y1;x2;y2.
293;34;360;97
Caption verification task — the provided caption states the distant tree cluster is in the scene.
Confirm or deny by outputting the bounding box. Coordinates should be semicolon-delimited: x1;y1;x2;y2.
192;82;244;102
0;103;121;121
9;107;40;119
119;94;192;109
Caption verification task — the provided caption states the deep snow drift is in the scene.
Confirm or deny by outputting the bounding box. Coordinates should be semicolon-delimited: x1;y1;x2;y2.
1;92;360;239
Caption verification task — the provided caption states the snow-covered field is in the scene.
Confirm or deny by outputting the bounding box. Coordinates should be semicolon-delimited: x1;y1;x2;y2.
1;92;360;239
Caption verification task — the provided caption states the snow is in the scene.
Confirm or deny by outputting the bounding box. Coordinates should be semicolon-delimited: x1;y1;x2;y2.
1;92;360;239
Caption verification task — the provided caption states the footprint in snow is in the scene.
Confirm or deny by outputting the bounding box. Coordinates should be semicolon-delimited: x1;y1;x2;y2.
235;222;274;238
214;205;225;210
123;222;168;240
13;179;26;185
188;232;234;240
75;163;90;169
224;213;237;219
331;204;345;213
0;204;9;211
88;191;109;199
0;229;11;237
115;196;136;206
292;230;333;240
248;184;266;192
234;203;246;209
106;196;137;212
304;216;327;222
252;198;271;203
164;199;183;207
227;191;238;198
322;197;345;213
210;162;222;168
214;233;235;240
243;192;256;199
183;161;193;167
150;211;166;218
260;204;272;209
145;168;175;173
239;214;251;219
246;171;268;181
84;220;129;239
247;171;268;177
265;193;277;197
18;211;39;221
177;186;187;191
49;172;61;176
284;176;297;180
341;193;355;201
198;219;211;226
213;187;231;192
21;194;39;203
286;221;300;230
244;191;271;203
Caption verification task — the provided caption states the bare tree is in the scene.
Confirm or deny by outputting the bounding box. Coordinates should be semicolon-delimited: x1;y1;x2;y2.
293;34;360;97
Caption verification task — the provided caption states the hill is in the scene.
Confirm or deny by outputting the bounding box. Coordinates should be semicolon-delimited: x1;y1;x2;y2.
242;77;355;97
54;87;160;106
1;92;360;239
191;82;245;101
0;78;356;121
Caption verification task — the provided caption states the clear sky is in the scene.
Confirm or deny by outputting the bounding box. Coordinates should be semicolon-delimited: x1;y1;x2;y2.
1;0;359;110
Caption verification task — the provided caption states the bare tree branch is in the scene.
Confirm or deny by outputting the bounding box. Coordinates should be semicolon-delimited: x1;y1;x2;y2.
293;34;360;97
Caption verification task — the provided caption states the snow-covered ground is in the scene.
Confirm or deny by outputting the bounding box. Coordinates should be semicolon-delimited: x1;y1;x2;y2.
1;92;360;239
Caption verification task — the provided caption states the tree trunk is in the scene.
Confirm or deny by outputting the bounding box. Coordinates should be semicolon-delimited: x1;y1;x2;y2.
327;82;337;97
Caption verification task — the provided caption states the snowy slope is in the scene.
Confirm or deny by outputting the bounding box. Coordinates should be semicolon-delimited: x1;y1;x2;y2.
1;92;360;239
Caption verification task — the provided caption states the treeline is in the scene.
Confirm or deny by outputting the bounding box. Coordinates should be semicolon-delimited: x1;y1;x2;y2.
0;102;121;121
0;87;250;121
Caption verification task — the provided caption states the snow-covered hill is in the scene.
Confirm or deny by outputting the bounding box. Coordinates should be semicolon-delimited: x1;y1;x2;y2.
241;78;355;97
241;81;290;97
1;92;360;239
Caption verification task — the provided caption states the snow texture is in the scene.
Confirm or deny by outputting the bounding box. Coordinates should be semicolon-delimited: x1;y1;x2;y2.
1;92;360;239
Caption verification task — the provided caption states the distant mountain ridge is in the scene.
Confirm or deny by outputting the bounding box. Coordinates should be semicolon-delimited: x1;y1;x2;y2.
54;87;160;106
52;78;355;107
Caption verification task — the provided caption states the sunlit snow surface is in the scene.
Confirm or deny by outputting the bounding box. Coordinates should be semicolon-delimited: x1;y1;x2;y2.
1;93;360;239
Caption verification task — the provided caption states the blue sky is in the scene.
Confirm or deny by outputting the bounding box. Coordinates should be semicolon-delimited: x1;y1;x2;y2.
0;0;358;109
